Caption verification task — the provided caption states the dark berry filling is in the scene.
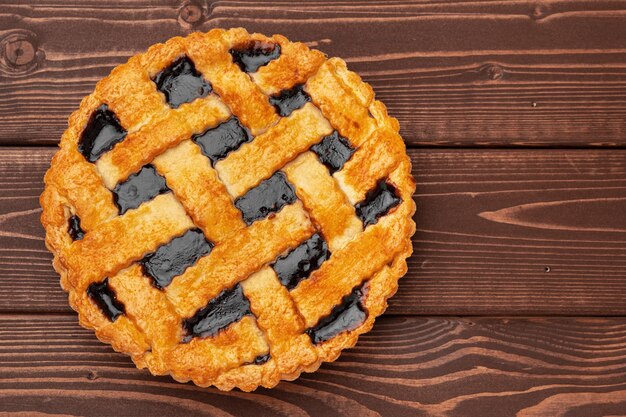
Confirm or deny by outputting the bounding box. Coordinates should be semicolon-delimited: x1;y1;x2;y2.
306;284;367;344
272;233;330;290
235;172;296;225
193;117;252;163
141;229;213;289
79;104;127;163
355;181;401;227
182;284;251;342
310;131;355;174
113;165;170;214
153;56;212;108
268;84;311;117
251;353;271;365
87;278;125;322
68;214;85;241
230;41;281;73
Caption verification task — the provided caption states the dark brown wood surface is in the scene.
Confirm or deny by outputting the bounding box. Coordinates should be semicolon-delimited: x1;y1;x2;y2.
2;315;626;417
1;0;625;416
2;0;626;146
1;148;626;316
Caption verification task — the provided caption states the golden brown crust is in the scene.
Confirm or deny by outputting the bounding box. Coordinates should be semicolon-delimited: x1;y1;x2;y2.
214;103;332;198
40;28;416;391
282;152;363;252
96;96;231;189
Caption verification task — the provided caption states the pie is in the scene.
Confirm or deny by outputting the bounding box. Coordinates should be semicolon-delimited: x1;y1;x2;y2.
40;28;416;391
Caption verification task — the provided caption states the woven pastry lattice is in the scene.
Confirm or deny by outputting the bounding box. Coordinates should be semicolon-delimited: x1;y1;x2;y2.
41;28;416;391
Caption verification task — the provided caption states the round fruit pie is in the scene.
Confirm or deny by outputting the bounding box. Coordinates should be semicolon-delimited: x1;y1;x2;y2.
40;28;416;391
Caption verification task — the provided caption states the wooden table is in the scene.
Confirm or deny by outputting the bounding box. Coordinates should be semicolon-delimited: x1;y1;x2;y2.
1;1;626;416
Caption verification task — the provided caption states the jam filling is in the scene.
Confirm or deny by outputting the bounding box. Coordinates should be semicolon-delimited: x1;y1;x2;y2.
182;284;251;342
141;229;213;289
306;284;368;344
79;104;127;163
230;41;281;73
193;117;252;163
153;56;212;109
113;165;170;214
355;180;402;227
310;131;355;174
235;172;296;225
251;353;271;365
68;214;85;241
272;233;330;290
268;84;311;117
87;278;125;322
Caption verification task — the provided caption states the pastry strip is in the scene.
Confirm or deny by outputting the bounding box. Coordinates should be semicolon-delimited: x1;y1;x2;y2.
283;152;362;252
215;103;332;198
62;193;194;290
152;140;246;244
166;202;315;318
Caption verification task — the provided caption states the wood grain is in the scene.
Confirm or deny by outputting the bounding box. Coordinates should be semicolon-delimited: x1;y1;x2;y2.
2;147;625;315
1;315;625;416
1;1;626;146
2;1;625;415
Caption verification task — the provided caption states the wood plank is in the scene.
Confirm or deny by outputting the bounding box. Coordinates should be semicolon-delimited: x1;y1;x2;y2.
2;147;626;315
409;148;626;315
1;1;626;146
1;315;625;416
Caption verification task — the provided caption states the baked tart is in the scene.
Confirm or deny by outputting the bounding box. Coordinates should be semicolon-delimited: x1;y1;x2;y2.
40;28;416;391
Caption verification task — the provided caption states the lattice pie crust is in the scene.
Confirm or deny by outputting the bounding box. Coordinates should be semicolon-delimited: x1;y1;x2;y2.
40;28;416;391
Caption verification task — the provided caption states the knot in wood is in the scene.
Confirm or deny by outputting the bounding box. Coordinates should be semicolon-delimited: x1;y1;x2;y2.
6;39;36;67
486;65;504;81
532;3;550;20
0;30;43;74
179;2;204;26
